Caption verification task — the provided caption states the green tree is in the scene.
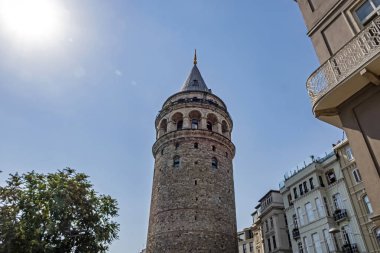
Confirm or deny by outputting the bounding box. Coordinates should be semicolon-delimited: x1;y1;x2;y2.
0;168;119;253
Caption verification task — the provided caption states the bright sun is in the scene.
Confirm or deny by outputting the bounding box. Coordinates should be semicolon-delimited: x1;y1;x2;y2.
0;0;64;43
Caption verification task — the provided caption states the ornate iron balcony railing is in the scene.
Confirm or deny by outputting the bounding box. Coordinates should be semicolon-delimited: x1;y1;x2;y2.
307;16;380;104
292;228;300;239
333;209;348;222
342;243;359;253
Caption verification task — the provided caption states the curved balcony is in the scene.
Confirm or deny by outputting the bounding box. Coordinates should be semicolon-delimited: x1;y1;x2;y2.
307;16;380;127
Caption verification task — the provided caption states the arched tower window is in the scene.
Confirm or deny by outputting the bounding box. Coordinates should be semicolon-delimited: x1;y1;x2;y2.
171;112;183;131
222;120;229;136
207;113;218;132
189;110;201;130
159;119;168;134
173;156;180;168
212;157;218;169
191;119;198;129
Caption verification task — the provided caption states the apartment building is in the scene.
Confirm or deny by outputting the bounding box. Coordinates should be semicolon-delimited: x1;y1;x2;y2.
335;139;380;252
238;228;254;253
294;0;380;236
280;152;366;253
255;190;292;253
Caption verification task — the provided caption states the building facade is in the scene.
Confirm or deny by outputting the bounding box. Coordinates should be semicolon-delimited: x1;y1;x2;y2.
146;55;238;252
280;151;366;253
295;0;380;238
252;210;265;253
334;139;380;252
255;190;292;253
238;228;254;253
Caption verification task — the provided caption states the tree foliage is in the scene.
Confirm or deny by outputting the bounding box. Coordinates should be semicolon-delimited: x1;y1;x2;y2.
0;168;119;253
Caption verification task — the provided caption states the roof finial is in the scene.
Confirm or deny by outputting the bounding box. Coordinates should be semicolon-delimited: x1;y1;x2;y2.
194;49;197;65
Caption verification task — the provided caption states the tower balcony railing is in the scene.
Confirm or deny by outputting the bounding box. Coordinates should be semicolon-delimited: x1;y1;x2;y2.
306;16;380;111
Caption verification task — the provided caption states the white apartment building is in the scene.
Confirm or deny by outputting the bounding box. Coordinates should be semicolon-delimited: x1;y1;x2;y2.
280;152;366;253
238;228;254;253
255;190;292;253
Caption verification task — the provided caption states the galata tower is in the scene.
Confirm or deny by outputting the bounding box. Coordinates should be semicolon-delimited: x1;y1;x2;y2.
146;52;238;253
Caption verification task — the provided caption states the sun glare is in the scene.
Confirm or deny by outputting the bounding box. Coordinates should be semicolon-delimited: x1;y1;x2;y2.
0;0;64;43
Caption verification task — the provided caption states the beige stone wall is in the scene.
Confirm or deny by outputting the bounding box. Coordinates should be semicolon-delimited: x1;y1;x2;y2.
295;0;371;63
146;90;238;253
335;140;380;252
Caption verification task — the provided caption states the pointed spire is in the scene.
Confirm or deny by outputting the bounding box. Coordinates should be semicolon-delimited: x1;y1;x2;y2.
181;50;209;92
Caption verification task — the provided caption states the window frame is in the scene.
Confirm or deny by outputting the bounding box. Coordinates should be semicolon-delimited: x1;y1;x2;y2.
354;0;380;26
352;168;362;183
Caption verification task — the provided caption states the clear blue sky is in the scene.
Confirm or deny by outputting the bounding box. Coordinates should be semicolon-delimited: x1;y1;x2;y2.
0;1;342;252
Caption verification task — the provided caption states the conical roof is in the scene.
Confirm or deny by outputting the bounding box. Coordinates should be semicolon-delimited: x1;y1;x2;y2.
180;50;210;92
180;64;209;92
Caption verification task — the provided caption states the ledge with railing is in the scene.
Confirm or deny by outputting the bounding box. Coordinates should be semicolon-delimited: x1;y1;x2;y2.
306;16;380;106
342;243;359;253
333;208;349;222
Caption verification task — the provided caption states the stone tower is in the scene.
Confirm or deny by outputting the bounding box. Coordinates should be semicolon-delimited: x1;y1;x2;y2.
146;53;238;253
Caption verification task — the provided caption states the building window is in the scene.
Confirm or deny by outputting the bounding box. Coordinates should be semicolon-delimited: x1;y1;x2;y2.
309;177;314;190
352;168;362;183
173;156;180;168
312;233;322;253
375;228;380;244
207;121;212;131
287;194;293;206
284;214;288;226
267;238;271;252
298;241;304;253
243;244;247;253
297;207;305;226
212;145;216;151
333;193;343;210
191;119;199;129
324;197;331;216
211;157;218;169
303;181;309;193
175;143;179;149
315;197;325;217
346;146;354;161
194;142;198;149
305;202;315;222
222;120;229;135
249;242;253;252
318;176;325;187
363;195;374;214
323;229;334;251
293;214;298;228
265;220;269;231
341;225;354;245
294;187;298;199
355;0;380;25
303;237;309;253
326;170;337;185
270;217;273;229
299;184;304;195
177;120;183;130
272;236;277;249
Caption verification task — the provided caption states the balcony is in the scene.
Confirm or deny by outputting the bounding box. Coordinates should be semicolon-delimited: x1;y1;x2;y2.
333;209;348;222
292;228;300;240
306;16;380;127
342;243;359;253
